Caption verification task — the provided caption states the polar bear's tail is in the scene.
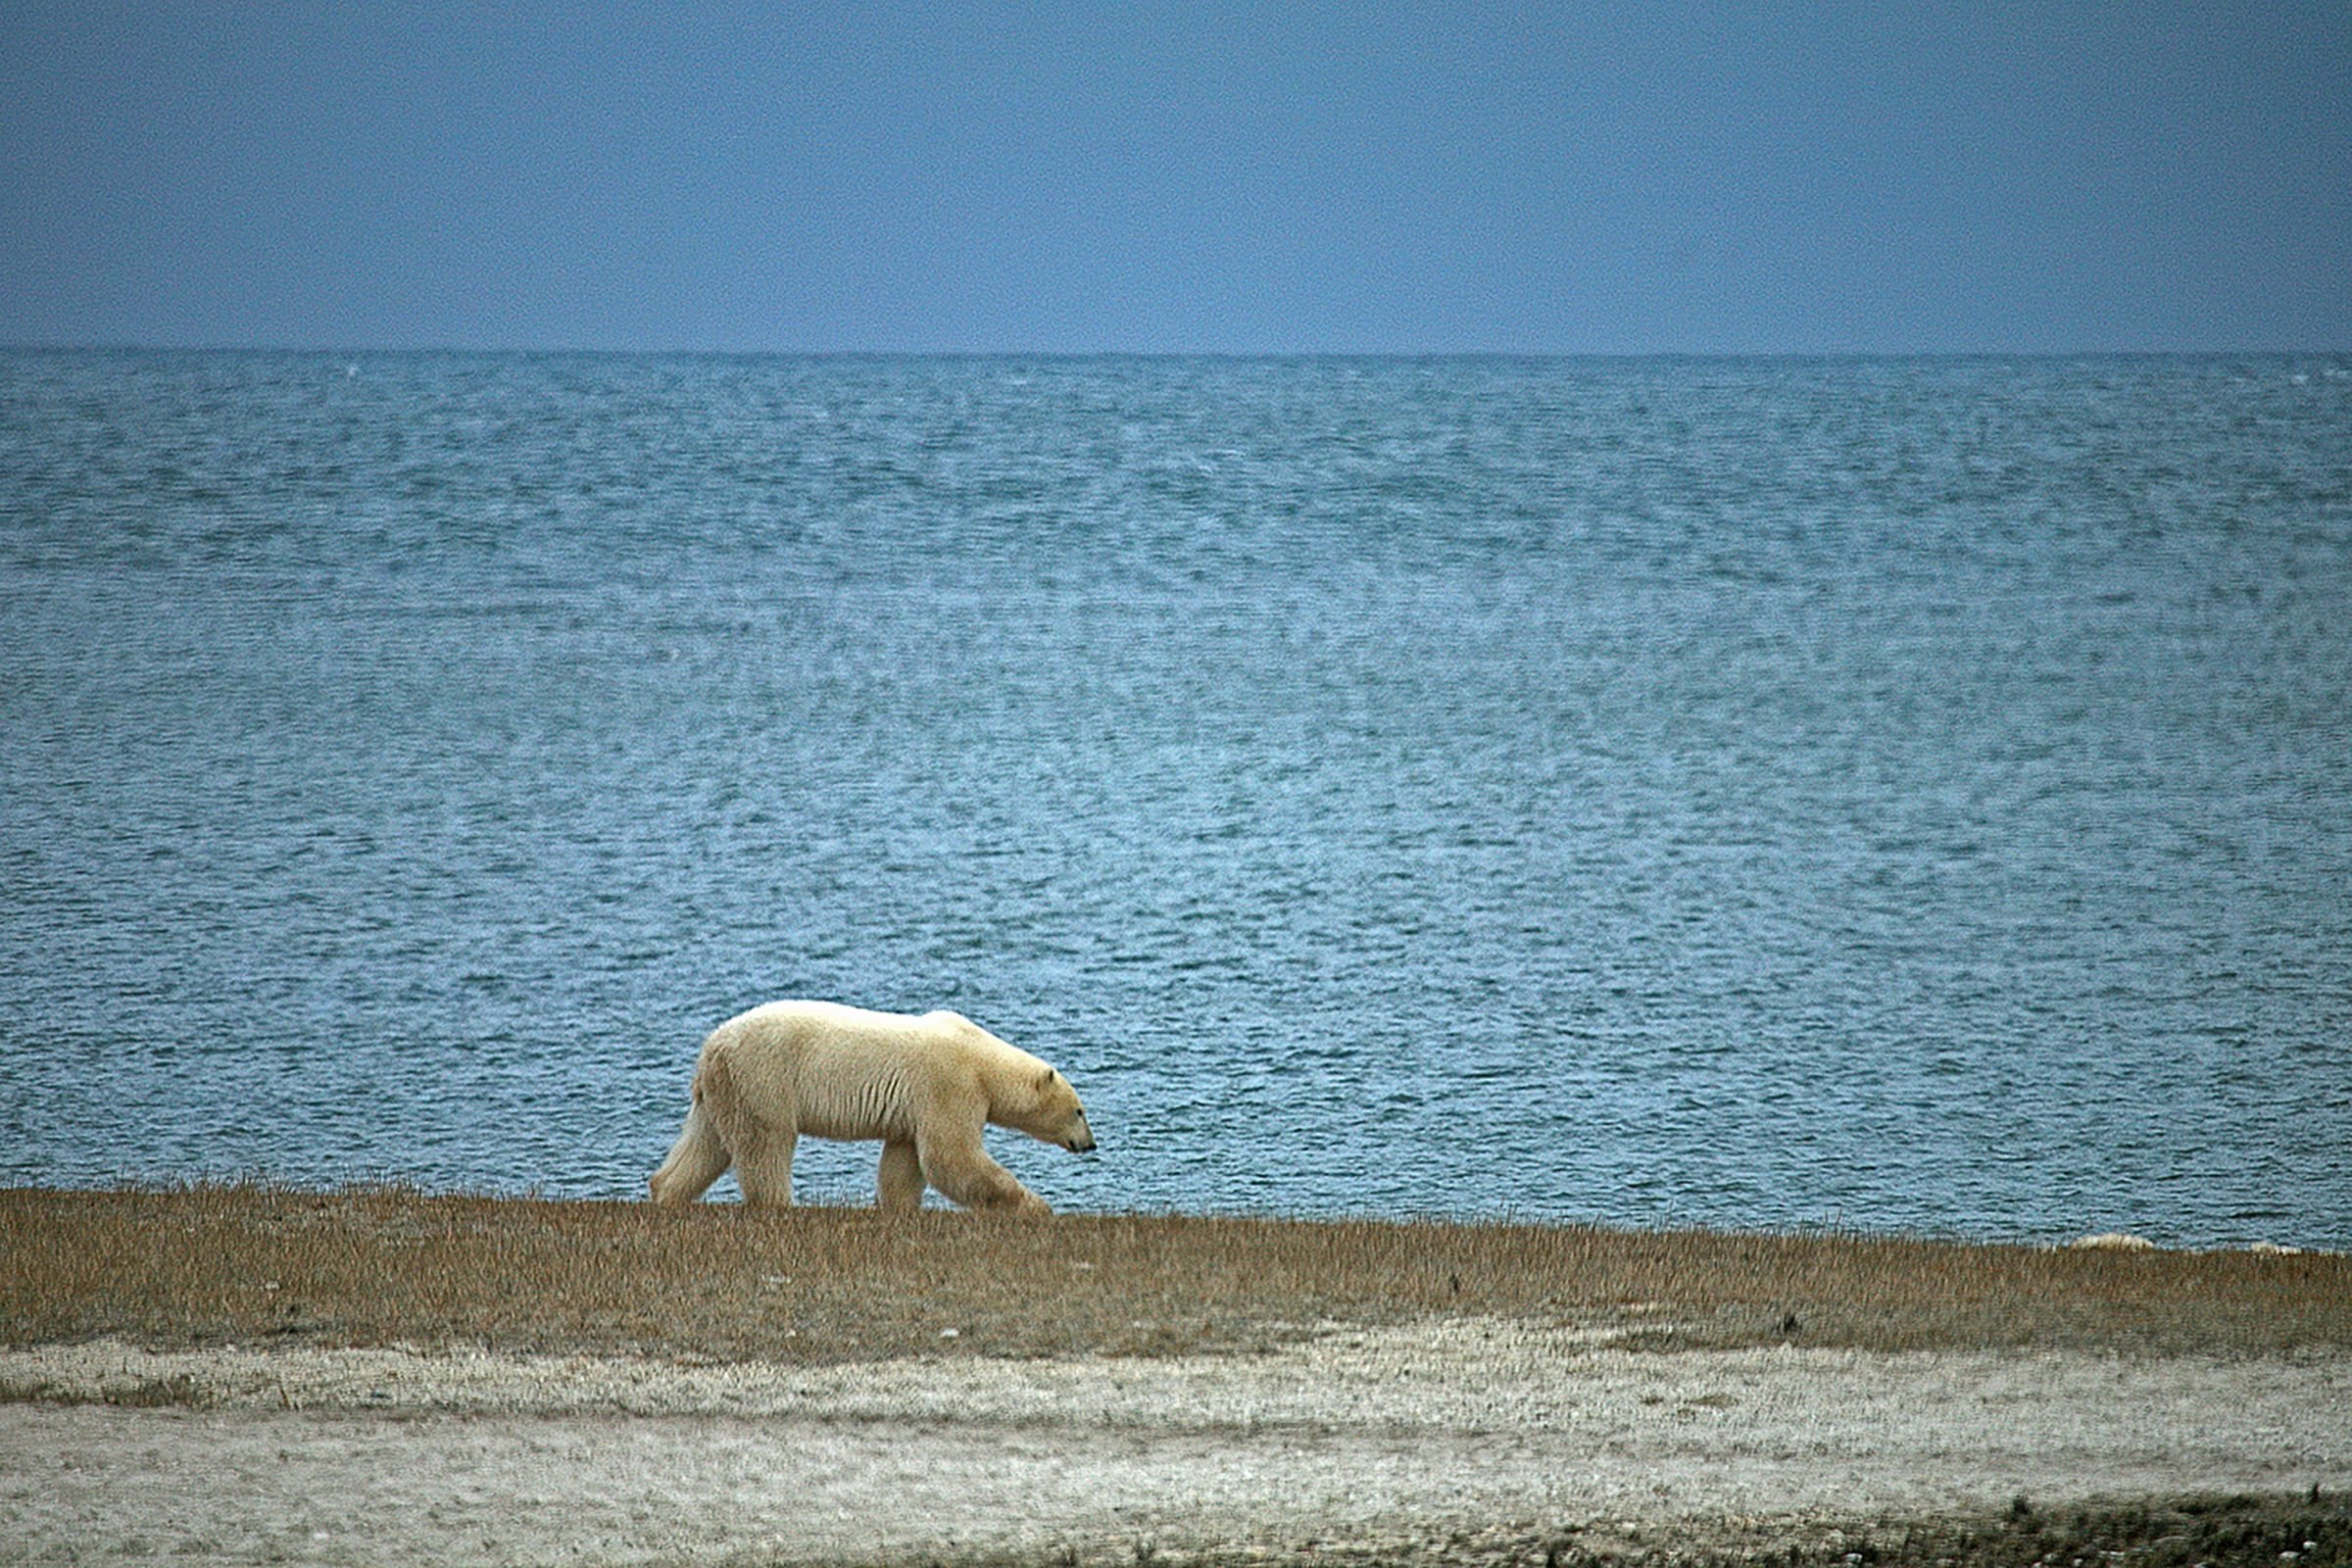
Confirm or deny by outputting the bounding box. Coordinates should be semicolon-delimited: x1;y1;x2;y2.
648;1090;730;1203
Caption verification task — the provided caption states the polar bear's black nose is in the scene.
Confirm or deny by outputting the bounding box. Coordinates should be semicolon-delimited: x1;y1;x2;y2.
1069;1135;1097;1153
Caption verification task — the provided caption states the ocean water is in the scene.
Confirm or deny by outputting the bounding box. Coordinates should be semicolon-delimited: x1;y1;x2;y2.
2;350;2347;1248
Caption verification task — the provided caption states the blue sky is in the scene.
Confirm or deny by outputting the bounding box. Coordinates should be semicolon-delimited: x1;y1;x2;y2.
4;1;2347;354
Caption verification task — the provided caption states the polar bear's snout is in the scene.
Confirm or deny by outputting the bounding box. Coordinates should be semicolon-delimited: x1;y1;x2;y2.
1067;1125;1098;1154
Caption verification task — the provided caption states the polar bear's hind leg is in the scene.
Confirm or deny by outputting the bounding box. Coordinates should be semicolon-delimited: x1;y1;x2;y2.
648;1098;729;1204
731;1122;798;1208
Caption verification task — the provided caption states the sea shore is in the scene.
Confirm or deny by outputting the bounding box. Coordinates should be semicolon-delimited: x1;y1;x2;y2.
2;1186;2345;1566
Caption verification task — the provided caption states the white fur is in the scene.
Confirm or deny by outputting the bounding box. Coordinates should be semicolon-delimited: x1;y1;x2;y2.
648;1001;1094;1213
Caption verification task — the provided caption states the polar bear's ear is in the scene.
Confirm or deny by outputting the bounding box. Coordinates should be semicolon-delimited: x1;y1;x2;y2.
1035;1065;1057;1091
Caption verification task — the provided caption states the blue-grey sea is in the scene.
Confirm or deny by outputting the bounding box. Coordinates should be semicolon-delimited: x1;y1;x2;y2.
3;350;2347;1248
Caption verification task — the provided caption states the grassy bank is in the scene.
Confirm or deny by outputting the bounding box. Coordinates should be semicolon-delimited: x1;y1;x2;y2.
2;1184;2344;1363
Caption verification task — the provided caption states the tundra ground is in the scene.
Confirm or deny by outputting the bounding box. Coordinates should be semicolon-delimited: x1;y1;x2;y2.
2;1186;2344;1566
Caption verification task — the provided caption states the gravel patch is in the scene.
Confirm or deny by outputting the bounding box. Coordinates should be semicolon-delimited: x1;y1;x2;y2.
3;1322;2346;1566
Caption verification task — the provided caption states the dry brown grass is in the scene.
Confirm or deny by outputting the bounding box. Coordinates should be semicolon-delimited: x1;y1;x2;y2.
2;1184;2344;1363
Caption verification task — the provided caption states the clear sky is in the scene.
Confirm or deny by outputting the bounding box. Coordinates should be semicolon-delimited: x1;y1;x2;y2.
4;1;2347;355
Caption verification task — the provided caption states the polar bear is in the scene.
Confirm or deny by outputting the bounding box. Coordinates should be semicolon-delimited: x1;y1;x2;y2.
647;1000;1095;1213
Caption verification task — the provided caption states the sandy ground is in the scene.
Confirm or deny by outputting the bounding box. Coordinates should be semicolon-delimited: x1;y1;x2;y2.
3;1321;2346;1566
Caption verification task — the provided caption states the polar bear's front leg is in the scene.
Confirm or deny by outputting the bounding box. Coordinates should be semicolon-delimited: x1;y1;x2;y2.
877;1140;925;1213
916;1123;1050;1214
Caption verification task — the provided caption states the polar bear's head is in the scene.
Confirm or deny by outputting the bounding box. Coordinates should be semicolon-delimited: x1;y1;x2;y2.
1010;1064;1097;1154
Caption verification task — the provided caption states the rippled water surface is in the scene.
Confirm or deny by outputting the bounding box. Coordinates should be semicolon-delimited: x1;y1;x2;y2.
3;351;2347;1246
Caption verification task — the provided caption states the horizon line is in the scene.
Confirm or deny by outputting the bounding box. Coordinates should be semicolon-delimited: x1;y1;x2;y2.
6;340;2349;363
